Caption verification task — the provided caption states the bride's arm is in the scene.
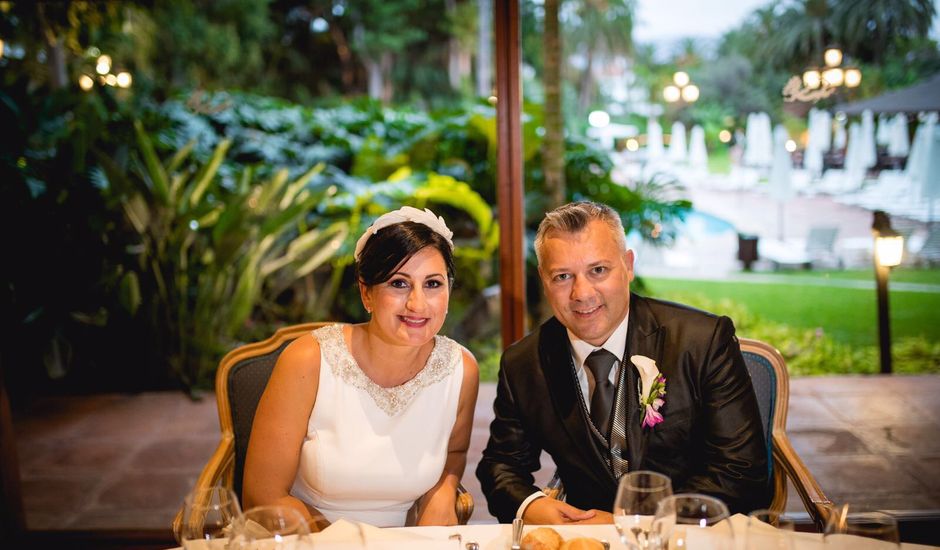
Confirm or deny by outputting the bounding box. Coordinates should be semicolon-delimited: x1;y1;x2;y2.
242;334;330;531
415;348;480;526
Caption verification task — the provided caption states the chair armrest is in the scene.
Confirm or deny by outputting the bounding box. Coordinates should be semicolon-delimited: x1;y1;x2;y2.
172;436;236;543
772;431;832;530
456;482;474;525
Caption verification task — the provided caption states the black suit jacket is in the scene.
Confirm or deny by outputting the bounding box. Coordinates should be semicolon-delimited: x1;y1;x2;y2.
476;293;771;522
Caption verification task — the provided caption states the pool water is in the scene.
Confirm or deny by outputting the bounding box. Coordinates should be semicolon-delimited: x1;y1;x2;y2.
680;210;737;235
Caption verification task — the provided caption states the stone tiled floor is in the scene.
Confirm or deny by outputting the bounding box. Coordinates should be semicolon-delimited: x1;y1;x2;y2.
12;375;940;533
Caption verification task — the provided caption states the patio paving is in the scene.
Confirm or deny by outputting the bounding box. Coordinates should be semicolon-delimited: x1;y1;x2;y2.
12;374;940;533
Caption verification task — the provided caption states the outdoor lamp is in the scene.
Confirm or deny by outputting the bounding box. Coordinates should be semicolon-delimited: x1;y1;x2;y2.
663;85;681;102
116;71;133;88
681;84;699;102
673;71;690;87
824;47;843;67
802;69;822;89
872;210;904;374
96;54;111;75
844;68;862;88
875;230;904;267
79;74;94;91
822;67;844;87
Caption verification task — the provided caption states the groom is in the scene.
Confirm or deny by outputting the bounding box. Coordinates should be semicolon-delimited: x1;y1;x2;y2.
476;201;770;524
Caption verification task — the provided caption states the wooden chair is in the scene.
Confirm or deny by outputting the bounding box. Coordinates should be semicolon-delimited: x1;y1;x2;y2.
739;337;832;529
542;338;832;530
173;322;474;538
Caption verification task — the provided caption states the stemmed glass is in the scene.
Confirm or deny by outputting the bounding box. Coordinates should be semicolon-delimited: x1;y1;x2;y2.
746;509;795;550
823;508;899;549
651;493;734;550
229;505;312;550
178;486;242;549
612;471;673;549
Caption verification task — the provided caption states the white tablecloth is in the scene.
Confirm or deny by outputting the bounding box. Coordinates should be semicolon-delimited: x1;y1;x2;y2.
306;515;940;550
172;515;940;549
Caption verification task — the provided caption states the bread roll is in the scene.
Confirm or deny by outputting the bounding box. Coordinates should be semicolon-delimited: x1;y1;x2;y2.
521;527;564;550
559;537;605;550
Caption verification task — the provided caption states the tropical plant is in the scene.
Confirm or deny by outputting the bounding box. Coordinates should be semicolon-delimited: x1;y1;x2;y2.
301;167;500;324
96;121;339;391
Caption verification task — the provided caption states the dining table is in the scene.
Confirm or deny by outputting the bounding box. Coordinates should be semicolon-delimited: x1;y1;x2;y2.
171;515;940;549
302;515;940;550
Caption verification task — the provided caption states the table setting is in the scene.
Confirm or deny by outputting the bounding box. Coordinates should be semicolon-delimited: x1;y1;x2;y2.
172;473;939;550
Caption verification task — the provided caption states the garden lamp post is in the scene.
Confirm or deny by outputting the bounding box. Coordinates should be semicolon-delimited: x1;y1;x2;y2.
663;71;699;105
872;211;904;374
802;47;862;91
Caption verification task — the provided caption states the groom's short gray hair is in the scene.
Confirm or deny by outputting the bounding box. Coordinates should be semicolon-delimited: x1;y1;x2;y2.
534;201;627;263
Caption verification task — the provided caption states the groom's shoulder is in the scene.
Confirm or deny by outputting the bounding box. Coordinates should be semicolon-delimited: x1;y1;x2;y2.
638;294;722;324
502;316;565;366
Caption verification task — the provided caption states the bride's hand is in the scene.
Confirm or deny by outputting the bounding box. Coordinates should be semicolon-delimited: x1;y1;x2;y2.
415;484;458;526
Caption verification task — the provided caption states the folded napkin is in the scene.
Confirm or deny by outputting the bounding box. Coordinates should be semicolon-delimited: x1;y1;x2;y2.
315;519;432;542
313;519;457;549
239;518;275;539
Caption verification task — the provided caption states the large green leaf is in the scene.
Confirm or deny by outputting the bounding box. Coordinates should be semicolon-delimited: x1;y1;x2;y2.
279;163;326;210
185;139;232;211
133;120;170;204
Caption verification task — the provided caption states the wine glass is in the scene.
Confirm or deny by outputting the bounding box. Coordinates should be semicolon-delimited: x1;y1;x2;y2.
612;470;673;549
823;508;899;549
178;486;242;549
230;505;312;550
651;493;734;550
746;509;795;550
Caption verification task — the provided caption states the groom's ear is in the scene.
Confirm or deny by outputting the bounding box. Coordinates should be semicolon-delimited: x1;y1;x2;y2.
624;249;636;282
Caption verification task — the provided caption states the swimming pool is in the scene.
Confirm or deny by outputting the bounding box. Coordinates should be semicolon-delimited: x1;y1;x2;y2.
679;209;737;235
627;209;737;242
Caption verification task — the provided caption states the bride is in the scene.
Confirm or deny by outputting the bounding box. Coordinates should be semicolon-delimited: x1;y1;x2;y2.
242;206;479;529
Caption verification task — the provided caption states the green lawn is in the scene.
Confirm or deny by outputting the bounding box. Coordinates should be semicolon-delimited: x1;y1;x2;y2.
643;277;940;347
741;267;940;286
707;147;731;175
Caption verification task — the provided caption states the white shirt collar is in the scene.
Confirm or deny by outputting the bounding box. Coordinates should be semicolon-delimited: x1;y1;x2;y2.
567;309;630;372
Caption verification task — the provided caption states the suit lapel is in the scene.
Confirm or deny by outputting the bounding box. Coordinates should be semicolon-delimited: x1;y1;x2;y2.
625;294;665;471
538;319;611;476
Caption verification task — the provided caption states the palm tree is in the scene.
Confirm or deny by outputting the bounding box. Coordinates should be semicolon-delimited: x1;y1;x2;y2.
830;0;935;64
564;0;635;116
761;0;834;72
543;0;566;210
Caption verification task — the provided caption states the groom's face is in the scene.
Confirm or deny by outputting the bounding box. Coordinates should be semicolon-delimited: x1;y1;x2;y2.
538;220;635;346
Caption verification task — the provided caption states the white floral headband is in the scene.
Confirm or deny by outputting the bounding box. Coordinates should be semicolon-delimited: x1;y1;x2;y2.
353;206;454;261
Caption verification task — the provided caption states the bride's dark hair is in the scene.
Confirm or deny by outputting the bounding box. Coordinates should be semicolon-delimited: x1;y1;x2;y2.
355;221;455;288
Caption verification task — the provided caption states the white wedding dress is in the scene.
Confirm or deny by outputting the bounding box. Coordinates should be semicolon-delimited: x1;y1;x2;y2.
290;324;464;527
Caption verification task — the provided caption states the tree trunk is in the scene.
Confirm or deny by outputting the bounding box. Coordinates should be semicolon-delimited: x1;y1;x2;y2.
542;0;566;209
47;38;69;90
380;51;394;103
577;48;595;117
541;0;565;322
37;4;68;90
365;57;383;100
477;0;493;97
446;0;461;90
329;21;356;92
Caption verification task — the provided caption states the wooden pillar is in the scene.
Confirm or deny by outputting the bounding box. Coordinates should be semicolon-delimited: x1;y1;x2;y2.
494;0;526;349
0;362;26;541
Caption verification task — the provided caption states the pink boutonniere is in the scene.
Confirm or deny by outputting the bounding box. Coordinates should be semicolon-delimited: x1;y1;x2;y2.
631;355;667;429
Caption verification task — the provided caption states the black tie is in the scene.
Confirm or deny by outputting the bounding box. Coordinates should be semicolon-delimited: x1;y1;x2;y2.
585;349;618;438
